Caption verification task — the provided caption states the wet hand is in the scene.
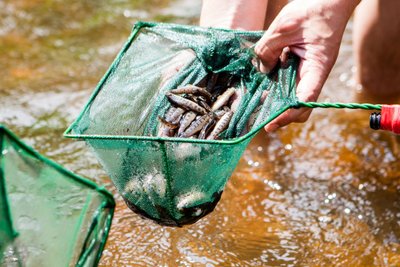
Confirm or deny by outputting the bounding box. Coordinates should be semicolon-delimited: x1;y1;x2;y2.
254;0;360;132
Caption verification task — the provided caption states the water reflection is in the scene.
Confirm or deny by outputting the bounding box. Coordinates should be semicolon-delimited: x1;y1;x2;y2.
1;0;400;266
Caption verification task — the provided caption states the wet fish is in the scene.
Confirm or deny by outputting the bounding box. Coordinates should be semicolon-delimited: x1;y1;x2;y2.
211;88;236;111
230;87;246;113
198;118;215;139
185;95;211;111
165;107;185;124
198;99;211;111
178;111;197;136
206;111;233;140
180;113;213;138
170;85;212;100
166;92;207;115
214;109;226;119
157;116;178;137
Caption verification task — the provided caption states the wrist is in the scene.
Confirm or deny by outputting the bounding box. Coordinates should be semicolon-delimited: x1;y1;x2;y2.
328;0;361;18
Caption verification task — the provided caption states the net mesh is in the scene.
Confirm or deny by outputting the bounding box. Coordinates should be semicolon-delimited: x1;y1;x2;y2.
0;125;115;266
65;22;299;226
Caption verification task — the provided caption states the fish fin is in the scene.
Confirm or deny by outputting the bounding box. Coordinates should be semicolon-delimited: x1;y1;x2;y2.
158;116;179;129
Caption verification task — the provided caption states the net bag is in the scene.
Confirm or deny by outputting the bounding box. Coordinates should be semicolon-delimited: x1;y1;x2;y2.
0;125;115;266
65;22;382;226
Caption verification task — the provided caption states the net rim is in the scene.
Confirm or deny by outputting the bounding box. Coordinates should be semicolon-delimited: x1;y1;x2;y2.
64;21;382;145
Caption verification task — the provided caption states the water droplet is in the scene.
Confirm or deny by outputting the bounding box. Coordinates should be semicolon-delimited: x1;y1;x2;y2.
327;193;336;200
318;216;332;223
284;144;292;150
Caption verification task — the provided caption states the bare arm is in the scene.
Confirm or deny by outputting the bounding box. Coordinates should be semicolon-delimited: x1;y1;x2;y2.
200;0;268;30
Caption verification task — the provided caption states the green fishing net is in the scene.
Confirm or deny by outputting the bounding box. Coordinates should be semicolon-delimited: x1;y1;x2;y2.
0;125;115;266
64;21;299;226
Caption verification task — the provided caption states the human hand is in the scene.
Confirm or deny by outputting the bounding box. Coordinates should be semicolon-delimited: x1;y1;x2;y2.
255;0;360;132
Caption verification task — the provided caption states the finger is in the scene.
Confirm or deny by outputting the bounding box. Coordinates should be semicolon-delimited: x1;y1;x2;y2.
264;108;312;132
254;32;285;73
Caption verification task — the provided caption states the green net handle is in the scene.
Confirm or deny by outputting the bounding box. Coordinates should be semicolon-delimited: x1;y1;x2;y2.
296;101;382;110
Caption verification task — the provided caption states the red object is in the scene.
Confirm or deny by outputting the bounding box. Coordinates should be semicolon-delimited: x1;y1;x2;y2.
380;105;400;134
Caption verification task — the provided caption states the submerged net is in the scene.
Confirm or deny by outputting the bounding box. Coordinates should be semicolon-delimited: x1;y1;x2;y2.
0;125;115;266
65;22;300;226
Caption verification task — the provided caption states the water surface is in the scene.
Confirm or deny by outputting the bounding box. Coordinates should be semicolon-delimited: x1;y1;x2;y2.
1;0;400;266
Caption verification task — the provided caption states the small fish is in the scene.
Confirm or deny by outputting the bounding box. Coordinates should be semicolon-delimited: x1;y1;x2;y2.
230;87;246;113
206;111;233;140
158;116;178;129
158;126;174;137
170;85;212;100
166;92;207;115
186;95;211;111
165;107;185;124
178;111;197;136
214;109;226;119
157;116;179;137
211;88;236;111
198;99;211;111
198;118;215;139
180;113;213;138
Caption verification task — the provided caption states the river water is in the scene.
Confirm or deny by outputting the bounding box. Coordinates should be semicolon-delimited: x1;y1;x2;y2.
1;0;400;266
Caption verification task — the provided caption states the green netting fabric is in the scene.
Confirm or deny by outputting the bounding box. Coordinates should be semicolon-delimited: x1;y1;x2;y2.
0;154;17;262
65;22;299;226
0;125;115;267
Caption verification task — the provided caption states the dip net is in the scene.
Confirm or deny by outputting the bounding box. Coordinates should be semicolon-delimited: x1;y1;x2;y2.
0;125;115;266
65;22;381;226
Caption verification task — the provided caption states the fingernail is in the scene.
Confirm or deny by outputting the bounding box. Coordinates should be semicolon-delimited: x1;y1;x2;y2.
264;123;279;133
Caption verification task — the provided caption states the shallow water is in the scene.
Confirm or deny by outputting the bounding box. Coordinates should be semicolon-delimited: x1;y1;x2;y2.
1;0;400;266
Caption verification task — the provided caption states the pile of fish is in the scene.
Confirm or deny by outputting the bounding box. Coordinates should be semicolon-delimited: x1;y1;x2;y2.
157;84;237;140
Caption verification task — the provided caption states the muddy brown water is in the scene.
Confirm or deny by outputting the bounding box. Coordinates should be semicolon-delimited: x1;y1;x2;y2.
1;0;400;266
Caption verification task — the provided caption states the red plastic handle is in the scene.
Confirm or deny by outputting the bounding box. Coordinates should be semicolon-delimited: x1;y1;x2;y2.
381;105;400;134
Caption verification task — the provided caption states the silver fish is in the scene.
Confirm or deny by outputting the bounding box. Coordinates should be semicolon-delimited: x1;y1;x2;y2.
178;111;197;136
214;109;226;119
166;93;207;115
186;95;211;111
211;88;236;111
230;87;246;113
165;107;185;124
206;111;233;140
157;117;178;137
180;113;213;138
170;85;212;100
198;118;215;139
